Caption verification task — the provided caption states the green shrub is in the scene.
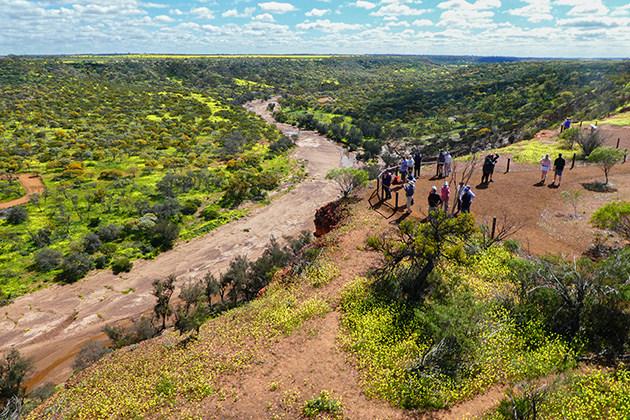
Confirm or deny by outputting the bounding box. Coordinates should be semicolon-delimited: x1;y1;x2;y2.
57;252;93;283
34;248;63;272
5;206;28;225
111;257;133;275
302;390;343;418
200;206;221;221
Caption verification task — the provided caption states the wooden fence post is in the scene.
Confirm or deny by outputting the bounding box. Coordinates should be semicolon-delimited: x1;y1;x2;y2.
624;149;627;164
571;153;576;170
506;158;511;173
376;178;381;200
395;191;399;213
491;217;497;240
617;138;621;149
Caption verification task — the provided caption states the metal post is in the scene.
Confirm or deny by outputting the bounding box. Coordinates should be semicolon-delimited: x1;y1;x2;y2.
395;191;399;213
506;158;511;173
491;217;497;239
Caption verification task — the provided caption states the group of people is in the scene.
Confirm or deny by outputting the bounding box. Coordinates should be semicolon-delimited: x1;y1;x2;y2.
426;181;475;215
539;153;565;186
400;176;475;216
399;152;424;180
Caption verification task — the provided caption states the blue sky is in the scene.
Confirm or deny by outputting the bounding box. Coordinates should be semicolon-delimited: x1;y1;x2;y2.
2;0;629;57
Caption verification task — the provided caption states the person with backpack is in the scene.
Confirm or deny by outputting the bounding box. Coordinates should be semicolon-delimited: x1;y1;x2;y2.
403;178;415;214
460;186;475;214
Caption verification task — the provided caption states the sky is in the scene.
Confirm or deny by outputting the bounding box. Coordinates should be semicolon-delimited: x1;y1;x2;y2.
2;0;630;58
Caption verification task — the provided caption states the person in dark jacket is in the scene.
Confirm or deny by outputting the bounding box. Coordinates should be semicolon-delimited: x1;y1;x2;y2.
381;170;392;200
413;152;422;177
427;186;443;215
481;154;499;184
460;186;475;213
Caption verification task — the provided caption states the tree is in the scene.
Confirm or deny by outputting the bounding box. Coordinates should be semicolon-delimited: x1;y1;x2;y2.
561;190;582;218
325;168;368;198
368;213;476;302
58;252;93;283
0;349;33;404
591;201;630;240
577;129;606;156
203;272;220;308
587;146;625;184
5;206;28;225
34;248;63;272
153;274;176;331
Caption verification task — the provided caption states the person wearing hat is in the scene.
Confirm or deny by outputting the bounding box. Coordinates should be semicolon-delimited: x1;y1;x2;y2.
403;178;415;213
460;186;475;214
428;186;443;215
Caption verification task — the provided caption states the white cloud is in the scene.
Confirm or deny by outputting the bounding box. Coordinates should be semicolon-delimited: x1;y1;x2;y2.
253;13;275;21
437;9;497;28
258;2;297;14
153;14;174;23
508;0;553;22
611;4;630;17
438;0;501;10
191;7;214;20
554;0;609;17
296;19;364;32
371;4;429;17
306;8;330;17
177;22;200;29
412;18;433;26
387;21;411;27
223;7;255;18
140;2;168;8
169;9;183;15
557;16;630;28
354;0;377;9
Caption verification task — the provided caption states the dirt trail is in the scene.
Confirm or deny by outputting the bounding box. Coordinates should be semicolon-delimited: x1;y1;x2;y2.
0;174;45;209
0;99;351;388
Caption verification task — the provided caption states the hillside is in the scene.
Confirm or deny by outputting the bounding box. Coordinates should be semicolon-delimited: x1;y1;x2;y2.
24;121;630;420
1;56;630;419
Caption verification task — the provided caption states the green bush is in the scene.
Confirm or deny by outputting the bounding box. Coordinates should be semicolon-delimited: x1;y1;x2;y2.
5;206;28;225
57;252;93;283
591;201;630;240
302;390;343;418
34;248;63;272
111;257;133;275
200;206;221;221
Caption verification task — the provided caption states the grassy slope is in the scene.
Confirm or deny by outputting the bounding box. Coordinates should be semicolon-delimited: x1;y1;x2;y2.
26;187;630;420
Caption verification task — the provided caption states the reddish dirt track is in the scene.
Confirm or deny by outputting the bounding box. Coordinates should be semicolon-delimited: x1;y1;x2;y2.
0;174;45;209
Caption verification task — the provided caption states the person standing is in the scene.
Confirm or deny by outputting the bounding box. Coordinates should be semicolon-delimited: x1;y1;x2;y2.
437;150;445;177
413;152;422;177
406;155;415;180
444;151;452;177
552;153;566;187
540;153;552;184
441;181;450;212
403;179;415;213
381;169;392;200
428;186;443;215
481;153;499;184
400;157;408;181
460;186;475;214
456;181;465;213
